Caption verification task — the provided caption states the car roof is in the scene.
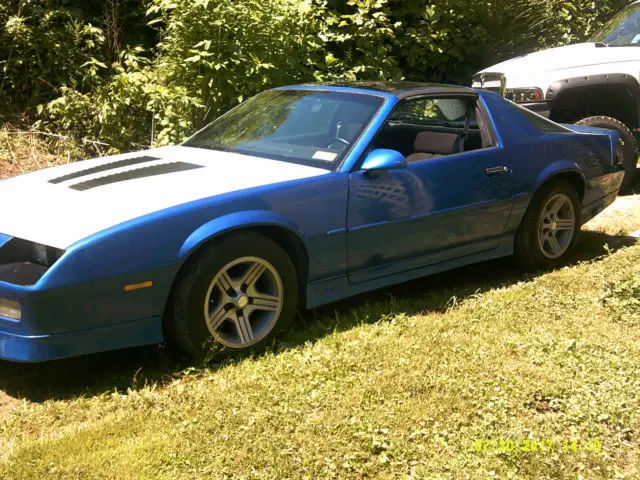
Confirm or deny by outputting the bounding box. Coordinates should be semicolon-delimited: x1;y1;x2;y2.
279;81;478;98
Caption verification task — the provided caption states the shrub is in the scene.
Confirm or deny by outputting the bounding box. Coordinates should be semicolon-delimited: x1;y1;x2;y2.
21;0;635;153
0;2;105;120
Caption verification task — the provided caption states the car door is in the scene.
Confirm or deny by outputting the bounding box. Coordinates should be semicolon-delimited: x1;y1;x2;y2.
346;95;514;284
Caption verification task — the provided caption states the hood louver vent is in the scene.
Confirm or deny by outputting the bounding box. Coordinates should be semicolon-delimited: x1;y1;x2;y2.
49;155;161;184
69;162;204;191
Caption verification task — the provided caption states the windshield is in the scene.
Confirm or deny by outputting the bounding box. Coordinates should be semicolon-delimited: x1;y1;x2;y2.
591;3;640;46
184;90;385;169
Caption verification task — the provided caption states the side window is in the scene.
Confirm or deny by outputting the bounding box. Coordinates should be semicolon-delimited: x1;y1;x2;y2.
389;97;468;124
373;96;494;163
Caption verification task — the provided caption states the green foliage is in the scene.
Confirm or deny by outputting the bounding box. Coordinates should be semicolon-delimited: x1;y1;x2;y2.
0;1;105;118
0;0;155;122
37;60;202;150
602;275;640;324
150;0;322;125
0;0;633;152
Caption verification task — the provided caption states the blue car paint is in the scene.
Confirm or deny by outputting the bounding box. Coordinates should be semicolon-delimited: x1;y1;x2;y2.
0;85;624;362
178;210;304;260
360;149;408;171
0;233;10;249
0;316;162;363
346;146;514;284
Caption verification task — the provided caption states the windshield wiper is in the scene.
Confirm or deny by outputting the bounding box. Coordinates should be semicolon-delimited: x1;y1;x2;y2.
594;42;609;48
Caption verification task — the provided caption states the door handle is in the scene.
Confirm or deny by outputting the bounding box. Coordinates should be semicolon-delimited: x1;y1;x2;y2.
485;166;509;176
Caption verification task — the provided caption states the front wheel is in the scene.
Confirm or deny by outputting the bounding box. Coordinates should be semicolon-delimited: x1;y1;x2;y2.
165;232;298;360
514;180;581;270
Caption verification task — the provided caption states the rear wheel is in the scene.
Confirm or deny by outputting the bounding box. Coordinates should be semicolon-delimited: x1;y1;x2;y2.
165;232;298;360
514;180;581;270
575;116;637;190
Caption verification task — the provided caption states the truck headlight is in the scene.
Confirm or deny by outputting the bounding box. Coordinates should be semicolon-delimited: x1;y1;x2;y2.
506;88;544;103
0;298;21;321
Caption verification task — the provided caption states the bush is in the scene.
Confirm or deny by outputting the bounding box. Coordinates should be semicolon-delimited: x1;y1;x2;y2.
0;0;155;123
0;2;105;120
12;0;635;153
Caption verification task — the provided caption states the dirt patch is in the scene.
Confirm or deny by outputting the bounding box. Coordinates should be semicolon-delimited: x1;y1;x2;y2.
584;194;640;236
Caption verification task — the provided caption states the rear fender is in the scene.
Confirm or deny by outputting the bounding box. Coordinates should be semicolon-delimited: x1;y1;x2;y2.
562;124;621;166
534;161;586;193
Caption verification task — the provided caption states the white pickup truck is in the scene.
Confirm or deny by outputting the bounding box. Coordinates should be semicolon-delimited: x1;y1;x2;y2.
473;1;640;188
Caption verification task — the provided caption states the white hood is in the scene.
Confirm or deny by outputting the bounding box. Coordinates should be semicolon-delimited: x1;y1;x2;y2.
0;146;328;249
478;43;640;90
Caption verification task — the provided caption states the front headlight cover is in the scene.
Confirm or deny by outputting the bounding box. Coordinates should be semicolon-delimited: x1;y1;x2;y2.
0;236;65;286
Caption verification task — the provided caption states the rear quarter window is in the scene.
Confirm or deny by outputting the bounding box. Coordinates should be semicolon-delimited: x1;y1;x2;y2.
510;101;573;134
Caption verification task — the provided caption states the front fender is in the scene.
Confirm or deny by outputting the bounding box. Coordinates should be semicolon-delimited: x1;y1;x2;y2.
178;210;304;260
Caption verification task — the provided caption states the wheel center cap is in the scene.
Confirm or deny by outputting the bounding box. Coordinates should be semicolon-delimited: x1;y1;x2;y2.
236;295;249;309
551;221;557;231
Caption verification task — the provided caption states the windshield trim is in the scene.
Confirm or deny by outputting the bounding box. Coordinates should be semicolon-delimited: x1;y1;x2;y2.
182;88;389;172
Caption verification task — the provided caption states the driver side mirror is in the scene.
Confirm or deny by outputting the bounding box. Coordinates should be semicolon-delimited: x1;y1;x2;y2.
361;149;407;172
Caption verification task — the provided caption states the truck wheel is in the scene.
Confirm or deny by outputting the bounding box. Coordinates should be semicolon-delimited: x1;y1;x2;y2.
575;116;637;190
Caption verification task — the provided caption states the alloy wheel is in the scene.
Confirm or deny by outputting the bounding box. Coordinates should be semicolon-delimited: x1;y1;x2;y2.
537;193;576;259
204;256;283;348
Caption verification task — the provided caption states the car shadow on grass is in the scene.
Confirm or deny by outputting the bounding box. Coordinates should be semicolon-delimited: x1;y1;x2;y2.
0;230;636;404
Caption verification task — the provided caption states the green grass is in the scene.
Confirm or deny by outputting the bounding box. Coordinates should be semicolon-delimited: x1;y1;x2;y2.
0;231;639;478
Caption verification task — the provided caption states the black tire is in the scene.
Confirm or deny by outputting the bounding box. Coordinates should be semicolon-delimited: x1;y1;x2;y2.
514;179;581;270
165;232;298;361
575;116;638;190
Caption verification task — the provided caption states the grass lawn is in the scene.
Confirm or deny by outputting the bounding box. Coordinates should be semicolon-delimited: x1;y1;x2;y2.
0;194;638;479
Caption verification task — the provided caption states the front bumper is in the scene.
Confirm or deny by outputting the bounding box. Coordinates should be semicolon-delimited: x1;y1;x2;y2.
0;316;163;362
0;266;175;362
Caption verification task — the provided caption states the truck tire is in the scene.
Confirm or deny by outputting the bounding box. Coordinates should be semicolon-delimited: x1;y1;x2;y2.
575;116;637;190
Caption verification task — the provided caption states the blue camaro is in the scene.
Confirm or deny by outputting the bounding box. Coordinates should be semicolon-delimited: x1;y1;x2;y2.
0;82;624;361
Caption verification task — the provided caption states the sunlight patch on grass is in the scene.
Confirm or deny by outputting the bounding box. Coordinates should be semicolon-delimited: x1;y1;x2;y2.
584;194;640;237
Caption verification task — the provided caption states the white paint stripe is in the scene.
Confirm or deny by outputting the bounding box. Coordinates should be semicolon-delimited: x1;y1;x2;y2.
0;146;328;248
